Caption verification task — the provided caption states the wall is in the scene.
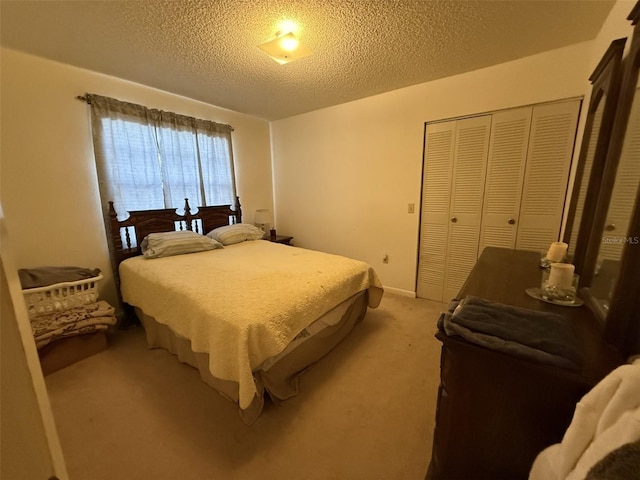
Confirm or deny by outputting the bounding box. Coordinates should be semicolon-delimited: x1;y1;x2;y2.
590;0;636;61
0;48;273;307
271;42;595;296
271;0;637;297
1;207;68;479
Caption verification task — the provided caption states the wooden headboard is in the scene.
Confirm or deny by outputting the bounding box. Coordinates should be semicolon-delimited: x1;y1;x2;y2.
107;197;242;271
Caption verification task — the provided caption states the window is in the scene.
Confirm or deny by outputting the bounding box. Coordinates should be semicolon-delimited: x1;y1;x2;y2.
87;94;236;220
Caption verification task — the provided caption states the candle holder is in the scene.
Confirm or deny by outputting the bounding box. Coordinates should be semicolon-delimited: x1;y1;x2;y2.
541;269;580;305
540;251;555;269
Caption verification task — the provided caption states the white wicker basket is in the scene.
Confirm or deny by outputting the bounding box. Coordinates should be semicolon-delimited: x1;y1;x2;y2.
22;275;103;318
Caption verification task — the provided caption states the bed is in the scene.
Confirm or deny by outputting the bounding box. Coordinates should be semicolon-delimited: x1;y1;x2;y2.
107;198;384;424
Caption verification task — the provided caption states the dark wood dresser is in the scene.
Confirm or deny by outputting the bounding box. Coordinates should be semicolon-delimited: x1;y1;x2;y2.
426;247;623;480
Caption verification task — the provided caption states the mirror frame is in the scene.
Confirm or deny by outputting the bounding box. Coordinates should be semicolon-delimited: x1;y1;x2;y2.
565;38;626;275
597;3;640;358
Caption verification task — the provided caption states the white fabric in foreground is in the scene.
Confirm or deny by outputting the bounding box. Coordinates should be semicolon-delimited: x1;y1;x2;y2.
119;240;383;409
528;360;640;480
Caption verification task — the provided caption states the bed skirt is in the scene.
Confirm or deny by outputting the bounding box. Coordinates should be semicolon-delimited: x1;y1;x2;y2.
135;290;369;424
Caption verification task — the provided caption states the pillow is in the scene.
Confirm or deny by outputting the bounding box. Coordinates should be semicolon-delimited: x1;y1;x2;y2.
206;223;265;246
141;230;223;259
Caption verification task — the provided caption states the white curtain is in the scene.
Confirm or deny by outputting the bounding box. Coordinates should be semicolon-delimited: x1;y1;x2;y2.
87;94;236;220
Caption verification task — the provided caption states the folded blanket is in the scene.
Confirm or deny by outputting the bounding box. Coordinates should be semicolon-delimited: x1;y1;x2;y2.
438;296;582;370
19;266;101;289
35;323;111;349
30;300;116;348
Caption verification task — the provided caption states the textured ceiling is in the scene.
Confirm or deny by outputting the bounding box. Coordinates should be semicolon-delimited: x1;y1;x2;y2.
1;0;615;121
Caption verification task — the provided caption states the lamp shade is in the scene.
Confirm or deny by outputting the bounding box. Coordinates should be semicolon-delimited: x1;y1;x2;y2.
254;209;272;225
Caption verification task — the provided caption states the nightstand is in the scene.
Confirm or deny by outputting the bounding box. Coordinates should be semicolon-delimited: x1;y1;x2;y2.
268;235;293;245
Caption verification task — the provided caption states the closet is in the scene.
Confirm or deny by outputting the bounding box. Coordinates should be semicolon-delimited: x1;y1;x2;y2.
417;99;581;302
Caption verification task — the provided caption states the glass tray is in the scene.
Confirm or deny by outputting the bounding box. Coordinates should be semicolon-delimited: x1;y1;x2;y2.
525;287;584;307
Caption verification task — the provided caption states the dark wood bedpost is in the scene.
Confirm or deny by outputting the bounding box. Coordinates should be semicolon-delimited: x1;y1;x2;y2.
108;201;123;251
184;198;194;231
235;196;242;224
107;200;137;327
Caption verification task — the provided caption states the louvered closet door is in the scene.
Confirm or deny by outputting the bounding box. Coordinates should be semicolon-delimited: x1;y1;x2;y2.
479;107;532;255
600;88;640;261
516;100;580;251
416;120;456;301
443;115;491;302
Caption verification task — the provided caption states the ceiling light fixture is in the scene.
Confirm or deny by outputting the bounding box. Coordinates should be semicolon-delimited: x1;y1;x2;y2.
258;31;311;65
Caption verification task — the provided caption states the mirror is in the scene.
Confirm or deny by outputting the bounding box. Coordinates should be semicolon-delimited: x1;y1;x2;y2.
581;1;640;358
564;39;626;272
590;81;640;314
566;96;604;259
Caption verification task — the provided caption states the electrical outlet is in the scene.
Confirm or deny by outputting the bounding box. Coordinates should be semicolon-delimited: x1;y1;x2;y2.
382;254;389;264
408;203;415;214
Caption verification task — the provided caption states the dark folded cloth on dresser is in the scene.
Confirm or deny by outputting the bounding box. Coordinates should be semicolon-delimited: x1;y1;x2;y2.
19;266;101;289
438;296;582;370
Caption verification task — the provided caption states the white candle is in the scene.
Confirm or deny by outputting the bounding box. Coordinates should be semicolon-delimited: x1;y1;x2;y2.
548;263;575;290
546;242;568;262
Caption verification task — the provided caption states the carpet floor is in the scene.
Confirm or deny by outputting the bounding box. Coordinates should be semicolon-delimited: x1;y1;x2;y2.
45;292;445;480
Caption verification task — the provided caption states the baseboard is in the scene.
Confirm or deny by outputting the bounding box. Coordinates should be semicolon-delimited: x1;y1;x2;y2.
382;286;416;298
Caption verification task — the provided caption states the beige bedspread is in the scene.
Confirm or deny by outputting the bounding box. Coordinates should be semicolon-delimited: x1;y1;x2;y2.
119;240;383;409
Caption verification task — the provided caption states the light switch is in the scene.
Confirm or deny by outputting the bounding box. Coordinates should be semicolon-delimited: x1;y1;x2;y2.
408;203;415;214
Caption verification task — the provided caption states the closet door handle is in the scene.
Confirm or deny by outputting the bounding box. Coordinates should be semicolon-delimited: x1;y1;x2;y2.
508;218;516;225
450;216;458;223
605;223;616;232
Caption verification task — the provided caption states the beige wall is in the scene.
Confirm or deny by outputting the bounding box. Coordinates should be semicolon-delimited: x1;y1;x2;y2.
1;208;68;479
0;48;273;307
270;0;636;296
590;0;636;61
270;42;594;296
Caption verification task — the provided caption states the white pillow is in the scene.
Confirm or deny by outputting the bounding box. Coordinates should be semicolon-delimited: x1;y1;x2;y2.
206;223;265;246
141;230;223;258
